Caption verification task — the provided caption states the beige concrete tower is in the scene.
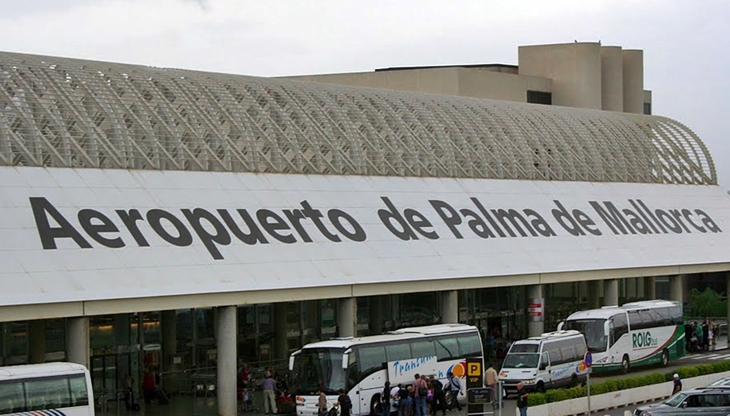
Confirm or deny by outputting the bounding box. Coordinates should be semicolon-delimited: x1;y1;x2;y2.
601;46;624;111
622;49;644;114
519;42;602;109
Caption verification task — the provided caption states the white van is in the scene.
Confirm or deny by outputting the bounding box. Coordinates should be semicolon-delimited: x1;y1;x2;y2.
498;330;588;395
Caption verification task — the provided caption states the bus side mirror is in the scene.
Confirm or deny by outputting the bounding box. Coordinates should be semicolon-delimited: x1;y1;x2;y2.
342;353;349;370
289;355;295;371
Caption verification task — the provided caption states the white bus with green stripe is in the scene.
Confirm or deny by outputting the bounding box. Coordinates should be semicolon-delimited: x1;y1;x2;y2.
558;300;685;373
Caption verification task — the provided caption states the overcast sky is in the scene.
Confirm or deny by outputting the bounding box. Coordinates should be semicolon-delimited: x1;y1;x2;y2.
0;0;728;188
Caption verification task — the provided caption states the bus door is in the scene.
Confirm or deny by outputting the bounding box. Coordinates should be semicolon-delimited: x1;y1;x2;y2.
607;318;616;364
343;350;363;416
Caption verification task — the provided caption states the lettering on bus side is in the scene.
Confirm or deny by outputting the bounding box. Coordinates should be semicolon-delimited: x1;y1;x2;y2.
391;356;436;377
632;331;658;349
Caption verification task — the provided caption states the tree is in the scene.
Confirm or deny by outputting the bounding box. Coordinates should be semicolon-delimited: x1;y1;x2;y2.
687;287;726;317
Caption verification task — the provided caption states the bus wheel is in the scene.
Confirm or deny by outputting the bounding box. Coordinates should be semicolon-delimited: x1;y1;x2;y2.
661;349;669;367
537;381;546;393
370;394;381;416
570;374;579;387
621;355;630;374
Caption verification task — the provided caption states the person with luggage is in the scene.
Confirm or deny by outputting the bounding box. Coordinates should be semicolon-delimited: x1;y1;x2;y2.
444;372;462;412
337;389;353;416
429;375;446;416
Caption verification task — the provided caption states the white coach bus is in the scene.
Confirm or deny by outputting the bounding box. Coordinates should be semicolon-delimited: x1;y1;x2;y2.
289;324;482;416
0;362;95;415
558;300;685;373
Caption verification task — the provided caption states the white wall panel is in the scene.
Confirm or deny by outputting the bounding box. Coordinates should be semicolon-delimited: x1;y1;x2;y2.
1;166;730;308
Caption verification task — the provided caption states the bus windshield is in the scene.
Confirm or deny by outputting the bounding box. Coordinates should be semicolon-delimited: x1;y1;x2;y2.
563;319;607;352
502;353;539;369
291;348;346;395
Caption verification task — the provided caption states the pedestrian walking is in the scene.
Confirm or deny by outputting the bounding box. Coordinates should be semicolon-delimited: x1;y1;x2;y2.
672;373;682;395
381;380;391;416
262;373;278;414
414;374;428;416
516;381;528;416
484;363;498;403
444;372;462;411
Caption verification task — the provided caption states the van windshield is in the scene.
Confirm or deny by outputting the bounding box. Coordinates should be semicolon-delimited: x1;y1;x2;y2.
502;353;539;369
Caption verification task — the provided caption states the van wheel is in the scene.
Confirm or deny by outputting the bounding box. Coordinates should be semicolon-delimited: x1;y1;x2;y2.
537;381;546;393
370;394;381;416
661;349;669;367
570;374;579;387
621;355;630;374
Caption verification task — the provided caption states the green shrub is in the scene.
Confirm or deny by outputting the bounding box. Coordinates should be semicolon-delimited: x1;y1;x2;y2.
527;392;546;406
697;364;713;375
602;379;617;392
590;382;608;395
545;389;568;403
565;386;586;399
520;361;730;406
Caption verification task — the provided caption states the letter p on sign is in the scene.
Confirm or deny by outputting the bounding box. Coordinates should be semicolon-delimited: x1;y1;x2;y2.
467;362;481;377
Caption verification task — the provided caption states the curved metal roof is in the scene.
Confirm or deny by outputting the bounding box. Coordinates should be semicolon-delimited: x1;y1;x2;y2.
0;51;716;184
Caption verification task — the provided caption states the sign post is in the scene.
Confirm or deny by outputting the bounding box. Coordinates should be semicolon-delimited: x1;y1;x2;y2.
466;358;484;415
584;351;592;415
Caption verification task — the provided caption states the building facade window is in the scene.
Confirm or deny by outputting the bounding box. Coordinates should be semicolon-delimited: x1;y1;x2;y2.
527;90;552;105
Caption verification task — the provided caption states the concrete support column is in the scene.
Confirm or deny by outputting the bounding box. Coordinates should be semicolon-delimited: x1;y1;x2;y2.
603;279;619;306
644;277;656;299
274;303;289;360
588;281;601;309
527;285;545;337
369;296;383;335
29;320;45;364
622;49;644;114
216;306;237;416
66;317;90;368
161;310;177;371
626;278;637;301
441;291;458;324
670;275;684;306
601;46;624;111
337;298;356;338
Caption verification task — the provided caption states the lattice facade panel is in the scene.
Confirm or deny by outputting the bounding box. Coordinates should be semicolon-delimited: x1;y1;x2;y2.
0;52;717;184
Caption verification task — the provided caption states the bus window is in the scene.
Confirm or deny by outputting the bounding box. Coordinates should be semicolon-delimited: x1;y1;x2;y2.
69;374;89;406
346;352;358;390
25;376;71;410
613;313;628;342
410;340;436;359
669;306;683;325
434;336;459;361
457;334;481;358
628;311;642;330
0;381;24;413
357;345;386;379
385;343;411;362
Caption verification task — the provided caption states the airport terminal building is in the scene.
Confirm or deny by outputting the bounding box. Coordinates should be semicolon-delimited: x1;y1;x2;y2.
1;42;729;414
